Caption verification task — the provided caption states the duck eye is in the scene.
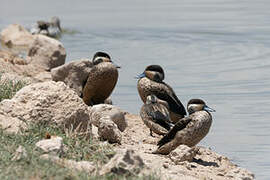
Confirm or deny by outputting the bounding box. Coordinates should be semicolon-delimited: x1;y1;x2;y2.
151;96;156;102
153;73;163;82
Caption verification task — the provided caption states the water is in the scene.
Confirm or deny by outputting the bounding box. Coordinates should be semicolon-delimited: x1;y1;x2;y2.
1;0;270;179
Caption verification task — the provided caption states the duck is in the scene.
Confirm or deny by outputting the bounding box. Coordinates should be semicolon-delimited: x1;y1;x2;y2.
137;65;186;123
82;51;120;106
154;99;215;155
140;94;174;136
30;16;62;38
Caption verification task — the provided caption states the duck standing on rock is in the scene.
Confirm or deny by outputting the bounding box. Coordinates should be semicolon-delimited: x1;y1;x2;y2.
31;16;62;38
137;65;186;123
154;99;215;155
82;52;120;106
140;94;174;136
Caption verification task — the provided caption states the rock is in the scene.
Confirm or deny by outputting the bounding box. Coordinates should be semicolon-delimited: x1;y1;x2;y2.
0;50;27;65
98;116;122;144
40;154;96;174
100;149;145;176
0;113;27;133
36;136;63;156
32;71;52;82
90;104;127;132
89;104;127;144
225;167;255;180
27;35;66;71
0;81;91;135
12;145;27;161
0;24;34;48
169;145;199;164
0;50;52;83
51;59;93;96
163;162;169;169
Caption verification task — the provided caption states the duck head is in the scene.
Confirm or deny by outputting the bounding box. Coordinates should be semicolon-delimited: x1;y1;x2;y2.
137;65;165;82
146;94;170;109
187;99;215;115
146;94;158;104
92;51;120;68
37;21;50;31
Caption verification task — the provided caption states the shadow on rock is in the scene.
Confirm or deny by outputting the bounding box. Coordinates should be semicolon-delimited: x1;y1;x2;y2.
193;158;219;167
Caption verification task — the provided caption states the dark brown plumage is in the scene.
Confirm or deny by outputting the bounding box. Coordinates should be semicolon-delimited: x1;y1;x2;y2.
82;52;119;106
137;65;186;123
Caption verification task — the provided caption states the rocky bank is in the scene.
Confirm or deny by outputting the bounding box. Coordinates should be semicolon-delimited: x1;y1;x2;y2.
0;24;255;180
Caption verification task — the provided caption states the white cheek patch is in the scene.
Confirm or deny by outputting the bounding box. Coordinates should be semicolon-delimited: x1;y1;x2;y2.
188;104;200;112
94;56;104;62
94;56;110;62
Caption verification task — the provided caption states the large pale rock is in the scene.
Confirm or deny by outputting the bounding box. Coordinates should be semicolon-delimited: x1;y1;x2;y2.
90;104;127;132
40;154;96;174
100;149;145;176
98;116;122;144
0;81;91;135
27;35;66;70
36;136;63;156
169;145;199;164
0;50;52;83
51;59;93;96
0;24;34;48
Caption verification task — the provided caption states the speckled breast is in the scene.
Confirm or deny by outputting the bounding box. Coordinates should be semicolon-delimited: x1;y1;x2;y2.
83;62;118;105
137;77;170;103
181;111;212;146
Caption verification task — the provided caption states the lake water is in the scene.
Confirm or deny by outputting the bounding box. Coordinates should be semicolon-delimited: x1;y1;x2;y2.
1;0;270;179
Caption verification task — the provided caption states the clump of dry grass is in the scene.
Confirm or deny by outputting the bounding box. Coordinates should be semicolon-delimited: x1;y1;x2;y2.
0;73;26;102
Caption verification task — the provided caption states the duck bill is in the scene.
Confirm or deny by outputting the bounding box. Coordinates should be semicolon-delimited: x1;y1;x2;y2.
203;105;216;112
112;61;121;68
135;72;146;79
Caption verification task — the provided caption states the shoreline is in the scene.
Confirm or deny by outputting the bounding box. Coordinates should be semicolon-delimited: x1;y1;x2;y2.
0;24;255;179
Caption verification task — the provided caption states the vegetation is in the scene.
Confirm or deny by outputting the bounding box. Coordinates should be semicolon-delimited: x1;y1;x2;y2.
0;73;161;180
0;123;160;180
0;73;26;102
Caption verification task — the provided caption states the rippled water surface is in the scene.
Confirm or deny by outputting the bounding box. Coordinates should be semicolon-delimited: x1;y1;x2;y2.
1;0;270;179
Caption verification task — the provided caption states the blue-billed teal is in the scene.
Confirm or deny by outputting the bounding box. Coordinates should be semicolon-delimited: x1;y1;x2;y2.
137;65;186;123
82;52;120;106
154;99;215;155
140;94;174;136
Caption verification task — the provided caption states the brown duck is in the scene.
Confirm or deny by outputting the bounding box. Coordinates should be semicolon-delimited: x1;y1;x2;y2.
137;65;186;123
82;52;120;106
154;99;215;155
140;94;173;136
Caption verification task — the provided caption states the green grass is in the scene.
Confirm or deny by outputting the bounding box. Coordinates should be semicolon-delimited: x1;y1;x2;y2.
0;124;160;180
0;73;27;102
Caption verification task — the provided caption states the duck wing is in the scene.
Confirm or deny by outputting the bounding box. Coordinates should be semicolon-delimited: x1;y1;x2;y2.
155;84;186;116
147;110;171;131
157;116;192;147
145;104;171;131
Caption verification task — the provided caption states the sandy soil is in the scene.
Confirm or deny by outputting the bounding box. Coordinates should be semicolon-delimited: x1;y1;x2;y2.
111;113;254;180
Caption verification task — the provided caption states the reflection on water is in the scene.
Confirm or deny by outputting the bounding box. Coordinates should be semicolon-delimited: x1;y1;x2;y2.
1;0;270;179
